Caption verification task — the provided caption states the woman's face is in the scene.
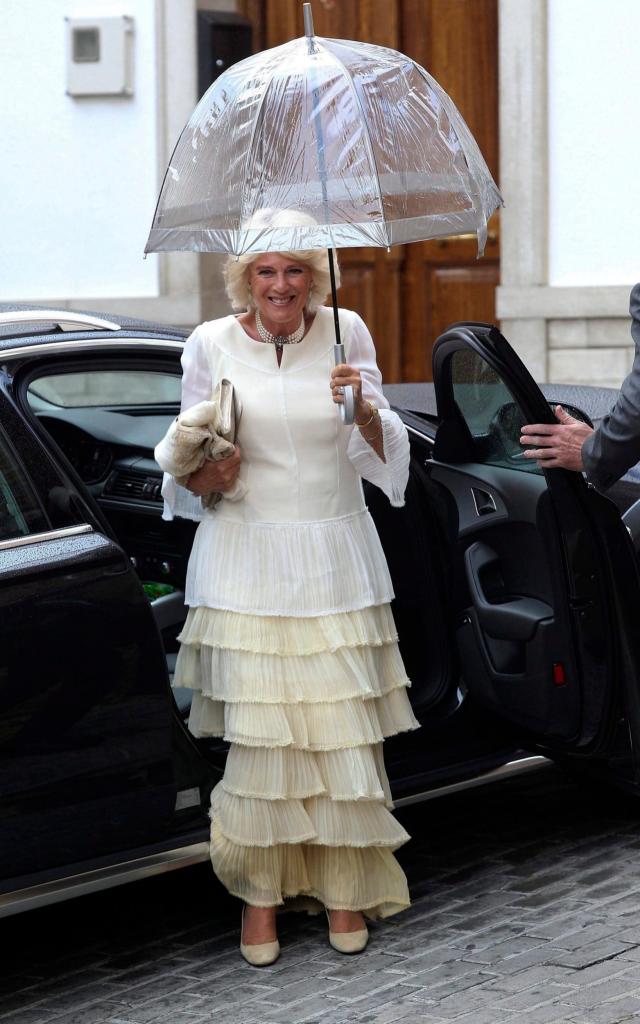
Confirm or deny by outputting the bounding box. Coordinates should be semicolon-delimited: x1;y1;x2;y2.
248;254;312;335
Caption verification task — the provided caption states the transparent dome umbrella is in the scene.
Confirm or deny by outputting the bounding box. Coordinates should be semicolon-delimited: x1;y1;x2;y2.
145;3;502;422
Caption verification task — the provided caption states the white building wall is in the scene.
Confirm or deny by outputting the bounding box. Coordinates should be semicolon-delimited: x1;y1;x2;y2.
498;0;640;386
0;0;160;300
548;0;640;287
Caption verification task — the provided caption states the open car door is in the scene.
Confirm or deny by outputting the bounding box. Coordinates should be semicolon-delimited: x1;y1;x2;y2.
430;323;640;789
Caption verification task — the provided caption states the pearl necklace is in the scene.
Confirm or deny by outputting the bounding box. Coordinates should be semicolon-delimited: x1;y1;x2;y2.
255;309;305;347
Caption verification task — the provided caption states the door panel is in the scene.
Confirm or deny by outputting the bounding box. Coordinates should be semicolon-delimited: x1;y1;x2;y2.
432;323;640;764
0;528;177;878
428;462;584;740
428;463;545;535
400;0;500;381
406;257;500;380
0;401;180;881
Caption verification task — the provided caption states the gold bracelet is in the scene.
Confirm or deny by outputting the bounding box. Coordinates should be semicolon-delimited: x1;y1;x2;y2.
356;401;378;428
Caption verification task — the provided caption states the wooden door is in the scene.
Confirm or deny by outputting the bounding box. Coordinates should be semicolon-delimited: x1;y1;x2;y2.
400;0;499;381
237;0;499;382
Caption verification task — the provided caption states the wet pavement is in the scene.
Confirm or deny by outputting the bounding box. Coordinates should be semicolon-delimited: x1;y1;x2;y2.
5;764;640;1024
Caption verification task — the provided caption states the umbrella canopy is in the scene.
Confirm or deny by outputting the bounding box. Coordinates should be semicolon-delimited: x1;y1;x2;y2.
145;15;502;259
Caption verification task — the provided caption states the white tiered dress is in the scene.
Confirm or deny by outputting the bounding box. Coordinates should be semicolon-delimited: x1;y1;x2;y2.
162;306;420;919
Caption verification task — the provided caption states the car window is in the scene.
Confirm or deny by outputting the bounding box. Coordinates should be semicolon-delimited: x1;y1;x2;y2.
0;426;46;541
28;370;181;408
450;349;543;475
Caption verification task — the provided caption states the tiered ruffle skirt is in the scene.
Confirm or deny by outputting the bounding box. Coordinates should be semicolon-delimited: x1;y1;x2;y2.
174;598;420;919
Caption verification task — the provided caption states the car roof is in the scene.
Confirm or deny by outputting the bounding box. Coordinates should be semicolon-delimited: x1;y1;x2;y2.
0;302;188;351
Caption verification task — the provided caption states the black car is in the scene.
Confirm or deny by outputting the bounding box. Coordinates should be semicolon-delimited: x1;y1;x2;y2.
2;304;640;919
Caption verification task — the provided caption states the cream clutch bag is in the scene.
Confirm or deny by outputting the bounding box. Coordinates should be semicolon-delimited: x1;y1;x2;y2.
154;379;247;509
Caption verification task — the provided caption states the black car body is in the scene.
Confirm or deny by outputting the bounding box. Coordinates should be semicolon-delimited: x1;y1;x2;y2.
2;305;640;918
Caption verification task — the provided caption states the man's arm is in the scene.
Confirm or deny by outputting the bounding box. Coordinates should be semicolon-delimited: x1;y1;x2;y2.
520;283;640;489
580;283;640;489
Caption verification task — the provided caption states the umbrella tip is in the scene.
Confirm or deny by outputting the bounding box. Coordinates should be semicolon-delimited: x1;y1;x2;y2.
303;3;314;39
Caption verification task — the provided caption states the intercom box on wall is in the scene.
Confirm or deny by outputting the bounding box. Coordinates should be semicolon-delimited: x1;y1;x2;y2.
65;16;134;97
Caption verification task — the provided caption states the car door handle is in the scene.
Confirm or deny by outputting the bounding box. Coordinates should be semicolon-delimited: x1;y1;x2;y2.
471;487;497;516
464;541;553;641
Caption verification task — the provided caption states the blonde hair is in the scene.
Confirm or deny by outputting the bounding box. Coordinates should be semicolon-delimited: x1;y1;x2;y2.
223;210;340;314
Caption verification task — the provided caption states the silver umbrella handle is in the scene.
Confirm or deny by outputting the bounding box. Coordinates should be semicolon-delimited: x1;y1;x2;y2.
334;342;355;424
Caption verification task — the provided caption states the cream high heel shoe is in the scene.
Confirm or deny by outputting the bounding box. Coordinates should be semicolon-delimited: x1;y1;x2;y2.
326;909;369;954
240;905;280;966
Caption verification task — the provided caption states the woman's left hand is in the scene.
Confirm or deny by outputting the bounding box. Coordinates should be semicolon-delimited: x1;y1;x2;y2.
330;363;369;422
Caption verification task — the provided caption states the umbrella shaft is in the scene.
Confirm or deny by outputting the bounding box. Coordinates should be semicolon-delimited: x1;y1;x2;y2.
329;247;342;354
303;3;314;39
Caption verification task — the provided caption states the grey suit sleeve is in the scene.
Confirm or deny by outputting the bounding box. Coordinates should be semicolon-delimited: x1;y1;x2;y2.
581;283;640;490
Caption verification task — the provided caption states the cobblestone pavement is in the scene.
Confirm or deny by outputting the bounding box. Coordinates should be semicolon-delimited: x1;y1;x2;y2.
6;765;640;1024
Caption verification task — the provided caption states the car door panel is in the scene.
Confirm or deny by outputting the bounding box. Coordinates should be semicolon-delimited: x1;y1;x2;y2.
431;324;640;773
464;542;553;642
0;525;181;877
428;463;545;534
0;384;199;881
427;460;584;742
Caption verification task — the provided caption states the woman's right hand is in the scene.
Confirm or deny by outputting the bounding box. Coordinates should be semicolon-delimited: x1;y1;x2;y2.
186;445;242;496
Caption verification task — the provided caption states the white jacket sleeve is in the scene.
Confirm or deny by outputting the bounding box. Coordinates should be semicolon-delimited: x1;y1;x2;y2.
346;313;410;507
160;326;212;522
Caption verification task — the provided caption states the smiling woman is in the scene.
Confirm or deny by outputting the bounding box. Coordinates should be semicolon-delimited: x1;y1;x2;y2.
223;240;335;368
156;234;417;965
247;255;312;339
